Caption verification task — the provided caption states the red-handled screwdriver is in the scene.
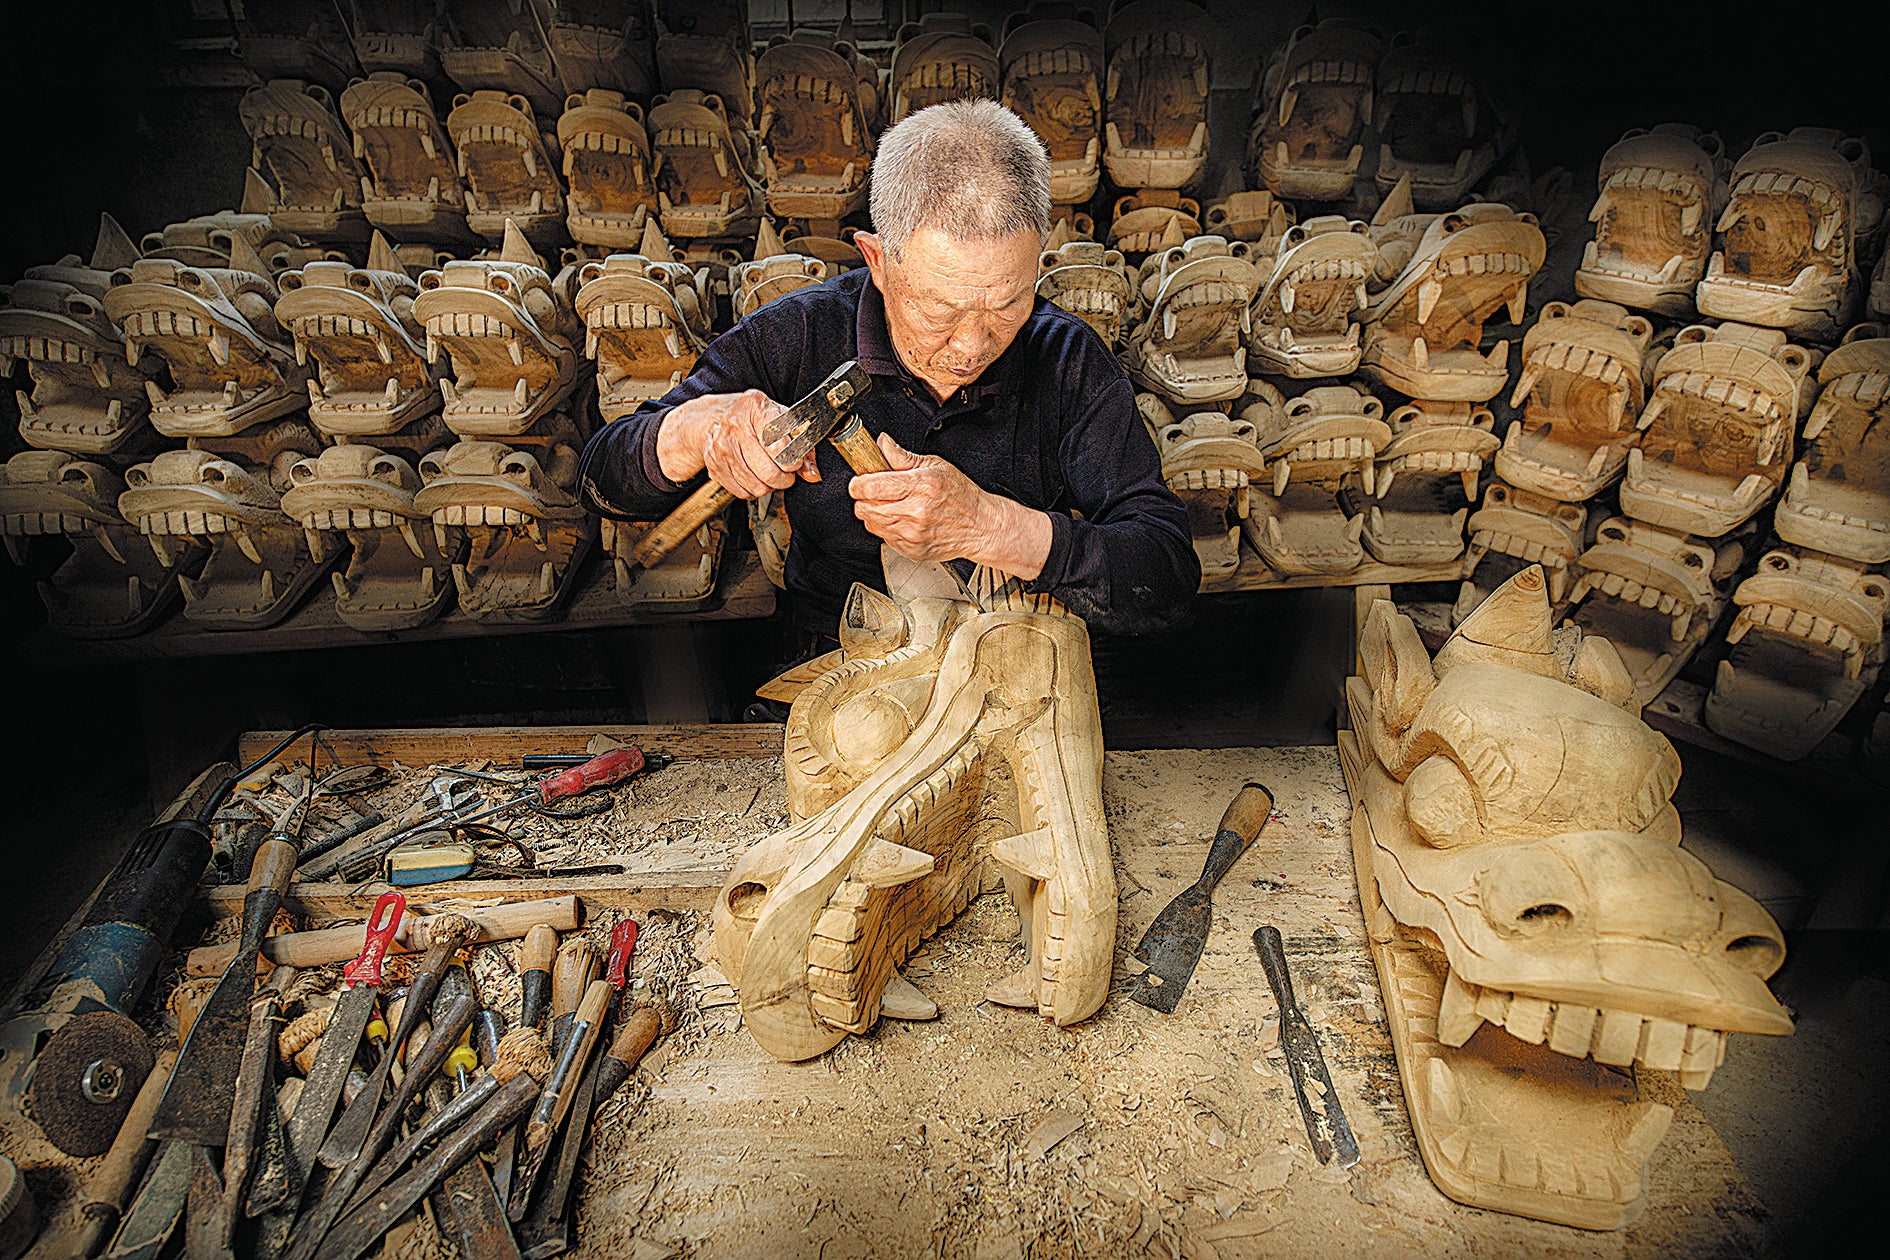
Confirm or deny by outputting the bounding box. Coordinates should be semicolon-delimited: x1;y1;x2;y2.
429;748;649;832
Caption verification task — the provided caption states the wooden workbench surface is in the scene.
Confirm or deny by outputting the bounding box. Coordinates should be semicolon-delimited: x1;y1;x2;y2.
543;746;1760;1258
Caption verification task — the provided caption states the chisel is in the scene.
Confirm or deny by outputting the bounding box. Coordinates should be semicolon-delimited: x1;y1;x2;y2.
547;939;601;1056
285;893;404;1179
1128;784;1274;1013
316;914;479;1167
518;926;557;1031
147;838;298;1145
1254;925;1360;1168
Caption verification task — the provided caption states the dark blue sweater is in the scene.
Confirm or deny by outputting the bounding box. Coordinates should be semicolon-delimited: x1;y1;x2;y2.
576;266;1199;635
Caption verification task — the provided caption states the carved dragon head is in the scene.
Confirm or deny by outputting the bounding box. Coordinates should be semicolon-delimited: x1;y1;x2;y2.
1247;215;1374;379
1125;235;1259;404
1350;566;1790;1078
103;255;306;439
1776;324;1890;563
1619;321;1811;537
1248;19;1382;201
574;234;714;418
277;257;442;435
411;224;582;436
1576;124;1730;319
0;219;157;455
1036;239;1132;347
1498;300;1658;502
713;583;1114;1061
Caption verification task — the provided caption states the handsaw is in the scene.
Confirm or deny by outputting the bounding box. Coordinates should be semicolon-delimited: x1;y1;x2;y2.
1128;783;1274;1012
1254;925;1360;1168
146;838;298;1144
632;360;872;568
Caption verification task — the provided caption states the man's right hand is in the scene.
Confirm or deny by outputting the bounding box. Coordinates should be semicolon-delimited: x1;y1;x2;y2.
653;389;819;500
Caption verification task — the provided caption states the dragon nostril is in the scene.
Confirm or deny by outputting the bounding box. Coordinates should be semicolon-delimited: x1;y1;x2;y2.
1517;904;1571;925
1724;934;1783;975
725;882;769;919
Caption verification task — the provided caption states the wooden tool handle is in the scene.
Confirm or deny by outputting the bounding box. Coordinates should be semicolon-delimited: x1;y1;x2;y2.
551;941;601;1021
521;925;558;974
1200;783;1273;890
251;838;299;895
829;415;892;474
594;1007;665;1103
185;896;583;975
632;478;732;569
574;978;611;1028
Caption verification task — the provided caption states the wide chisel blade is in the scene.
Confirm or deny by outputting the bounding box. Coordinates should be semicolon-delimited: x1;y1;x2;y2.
1128;784;1274;1013
1254;925;1359;1168
290;893;404;1172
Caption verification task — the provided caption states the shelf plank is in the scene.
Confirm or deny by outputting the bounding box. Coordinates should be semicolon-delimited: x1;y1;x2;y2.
236;722;785;766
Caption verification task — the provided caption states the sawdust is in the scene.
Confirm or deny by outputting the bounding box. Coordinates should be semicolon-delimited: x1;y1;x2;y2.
551;749;1768;1260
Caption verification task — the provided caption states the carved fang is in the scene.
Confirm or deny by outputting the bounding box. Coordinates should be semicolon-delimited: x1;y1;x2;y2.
1437;969;1485;1046
1416;275;1443;325
853;838;936;888
1273;459;1291;497
1510;365;1543;409
1506;283;1528;325
991;826;1056;881
397;518;425;559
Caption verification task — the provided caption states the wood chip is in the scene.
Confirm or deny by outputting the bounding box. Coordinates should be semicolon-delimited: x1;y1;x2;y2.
1023;1108;1086;1160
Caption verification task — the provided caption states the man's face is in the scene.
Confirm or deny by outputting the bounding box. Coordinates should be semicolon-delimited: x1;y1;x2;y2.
857;225;1041;403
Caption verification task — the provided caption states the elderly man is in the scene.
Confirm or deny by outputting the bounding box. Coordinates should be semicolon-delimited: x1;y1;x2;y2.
578;100;1198;647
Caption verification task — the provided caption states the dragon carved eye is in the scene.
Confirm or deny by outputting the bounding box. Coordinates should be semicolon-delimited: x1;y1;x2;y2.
1403;755;1482;848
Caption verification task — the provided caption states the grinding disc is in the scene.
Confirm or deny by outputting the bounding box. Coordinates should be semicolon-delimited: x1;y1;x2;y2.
25;1011;155;1158
0;1153;36;1260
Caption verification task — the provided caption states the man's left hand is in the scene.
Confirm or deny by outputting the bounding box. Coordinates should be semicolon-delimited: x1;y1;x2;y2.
849;433;1052;580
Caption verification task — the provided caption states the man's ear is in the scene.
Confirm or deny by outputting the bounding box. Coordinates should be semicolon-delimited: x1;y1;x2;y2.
855;231;888;287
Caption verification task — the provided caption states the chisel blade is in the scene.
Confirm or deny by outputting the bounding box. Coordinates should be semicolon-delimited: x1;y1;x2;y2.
1254;926;1359;1168
288;985;377;1169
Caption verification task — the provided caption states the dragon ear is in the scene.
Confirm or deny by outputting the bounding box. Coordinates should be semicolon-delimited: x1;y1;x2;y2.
1569;634;1638;710
1358;598;1435;735
839;584;910;659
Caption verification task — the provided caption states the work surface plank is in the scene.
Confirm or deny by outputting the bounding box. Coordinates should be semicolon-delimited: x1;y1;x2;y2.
553;747;1763;1259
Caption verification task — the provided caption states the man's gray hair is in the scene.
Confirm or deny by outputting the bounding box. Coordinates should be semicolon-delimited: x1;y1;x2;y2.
868;100;1052;258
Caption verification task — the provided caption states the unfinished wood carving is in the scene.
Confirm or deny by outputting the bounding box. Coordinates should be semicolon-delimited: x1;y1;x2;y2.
445;90;567;249
1247;214;1375;379
236;0;360;94
339;74;474;245
557;90;659;248
732;219;829;321
654;1;757;130
103;252;307;441
1107;190;1201;259
239;80;371;243
542;1;656;99
413;430;595;622
0;450;198;638
779;221;866;273
1619;322;1810;538
1035;237;1132;347
344;1;446;85
757;36;878;222
1340;566;1792;1230
1697;128;1875;342
1372;40;1517;211
1776;325;1890;562
1497;299;1659;503
410;223;583;437
1575;125;1731;320
890;16;998;123
275;251;446;440
1123;236;1259;404
575;222;714;418
1101;1;1210;190
713;583;1114;1061
1569;516;1747;707
1872;249;1890;321
1243;383;1383;575
137;210;302;274
279;444;462;630
1345;401;1493;565
438;0;563;118
1706;544;1887;759
602;514;727;608
999;8;1105;207
1;215;158;456
1138;393;1267;577
1203;191;1295;264
119;438;341;628
1360;203;1544;402
1458;481;1590;620
649;89;767;240
1247;19;1382;202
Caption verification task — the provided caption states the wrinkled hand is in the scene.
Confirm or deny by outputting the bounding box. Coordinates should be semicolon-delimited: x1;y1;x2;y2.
655;389;820;500
848;434;1051;579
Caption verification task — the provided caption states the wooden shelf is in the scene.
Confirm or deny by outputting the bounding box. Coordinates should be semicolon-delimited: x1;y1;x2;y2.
1199;556;1464;593
22;551;777;663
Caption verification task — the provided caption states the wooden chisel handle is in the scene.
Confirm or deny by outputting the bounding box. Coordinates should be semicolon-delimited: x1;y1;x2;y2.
1199;783;1273;889
631;478;732;569
829;413;892;474
519;925;557;1030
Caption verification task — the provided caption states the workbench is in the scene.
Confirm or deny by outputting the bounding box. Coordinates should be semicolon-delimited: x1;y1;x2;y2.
7;727;1767;1259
